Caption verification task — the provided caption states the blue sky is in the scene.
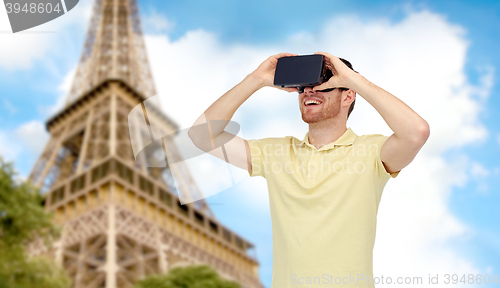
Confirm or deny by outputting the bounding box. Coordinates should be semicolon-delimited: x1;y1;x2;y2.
1;0;499;287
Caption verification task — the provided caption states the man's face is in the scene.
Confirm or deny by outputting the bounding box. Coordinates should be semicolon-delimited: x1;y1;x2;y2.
298;87;343;123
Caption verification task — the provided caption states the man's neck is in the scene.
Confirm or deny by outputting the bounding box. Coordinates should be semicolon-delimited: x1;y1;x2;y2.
308;118;347;150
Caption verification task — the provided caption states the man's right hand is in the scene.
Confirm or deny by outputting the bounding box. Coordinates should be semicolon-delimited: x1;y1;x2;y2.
250;52;299;93
189;53;300;175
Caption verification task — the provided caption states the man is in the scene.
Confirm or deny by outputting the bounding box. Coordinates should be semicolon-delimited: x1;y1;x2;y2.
188;52;430;287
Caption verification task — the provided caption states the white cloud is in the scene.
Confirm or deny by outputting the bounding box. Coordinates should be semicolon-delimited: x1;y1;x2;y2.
470;162;490;178
0;0;92;70
0;130;21;161
0;120;49;176
14;120;50;157
142;11;175;34
145;29;271;130
469;162;490;195
143;8;493;286
475;65;495;101
43;65;77;116
0;1;92;169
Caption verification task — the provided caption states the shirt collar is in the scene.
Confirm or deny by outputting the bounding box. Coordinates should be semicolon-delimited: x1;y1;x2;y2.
299;127;358;151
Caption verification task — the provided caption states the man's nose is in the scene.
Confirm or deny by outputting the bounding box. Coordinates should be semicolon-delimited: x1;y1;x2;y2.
303;86;315;93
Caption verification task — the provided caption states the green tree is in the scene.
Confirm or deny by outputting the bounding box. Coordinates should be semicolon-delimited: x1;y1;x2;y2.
132;264;241;288
0;157;71;288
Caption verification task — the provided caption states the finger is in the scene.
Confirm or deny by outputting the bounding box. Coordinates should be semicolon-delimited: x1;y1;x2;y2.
283;87;299;93
328;55;347;69
312;80;339;91
277;86;298;93
274;52;295;59
314;51;331;60
312;83;330;91
315;52;338;72
315;51;337;60
315;52;345;70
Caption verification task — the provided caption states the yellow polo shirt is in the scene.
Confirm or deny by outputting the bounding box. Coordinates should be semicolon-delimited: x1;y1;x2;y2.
247;127;400;288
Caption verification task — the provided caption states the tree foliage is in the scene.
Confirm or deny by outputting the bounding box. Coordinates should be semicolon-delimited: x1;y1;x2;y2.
132;264;241;288
0;157;71;288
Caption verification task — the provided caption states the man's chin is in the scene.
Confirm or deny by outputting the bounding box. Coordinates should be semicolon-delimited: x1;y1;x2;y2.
301;115;322;123
301;113;339;123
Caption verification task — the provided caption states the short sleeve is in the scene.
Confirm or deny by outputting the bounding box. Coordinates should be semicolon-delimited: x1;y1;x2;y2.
374;135;400;179
247;139;265;178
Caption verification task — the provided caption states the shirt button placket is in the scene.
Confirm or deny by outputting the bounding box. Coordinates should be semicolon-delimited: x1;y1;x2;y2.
308;152;317;178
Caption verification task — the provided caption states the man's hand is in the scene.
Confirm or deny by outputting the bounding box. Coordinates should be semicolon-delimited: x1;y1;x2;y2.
189;54;300;174
311;52;430;175
312;51;359;91
250;52;299;93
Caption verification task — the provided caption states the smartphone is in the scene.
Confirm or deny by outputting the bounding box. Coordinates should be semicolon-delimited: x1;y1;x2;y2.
273;54;332;92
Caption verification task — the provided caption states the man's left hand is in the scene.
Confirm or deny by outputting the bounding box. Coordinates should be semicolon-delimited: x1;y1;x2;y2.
312;52;359;92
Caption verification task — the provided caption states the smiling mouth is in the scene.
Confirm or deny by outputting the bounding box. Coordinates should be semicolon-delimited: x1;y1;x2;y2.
304;99;323;106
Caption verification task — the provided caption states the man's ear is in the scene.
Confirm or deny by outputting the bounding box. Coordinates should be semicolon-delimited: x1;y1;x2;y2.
343;90;355;106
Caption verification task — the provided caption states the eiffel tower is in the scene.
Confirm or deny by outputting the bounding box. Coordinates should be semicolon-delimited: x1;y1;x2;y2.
27;0;263;287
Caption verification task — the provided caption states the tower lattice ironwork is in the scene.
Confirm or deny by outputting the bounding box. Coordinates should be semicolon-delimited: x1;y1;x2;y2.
27;0;263;287
65;0;156;106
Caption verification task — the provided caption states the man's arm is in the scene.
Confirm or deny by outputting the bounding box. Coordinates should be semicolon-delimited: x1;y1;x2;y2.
188;53;298;174
313;52;430;174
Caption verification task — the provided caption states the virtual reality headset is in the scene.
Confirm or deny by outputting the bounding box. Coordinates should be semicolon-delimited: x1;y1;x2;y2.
273;54;333;93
